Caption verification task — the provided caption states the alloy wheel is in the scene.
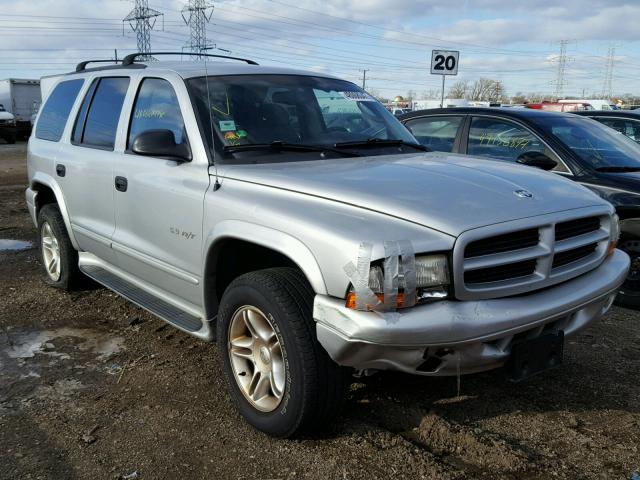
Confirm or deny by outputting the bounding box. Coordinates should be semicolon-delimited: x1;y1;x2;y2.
41;221;61;281
227;305;286;412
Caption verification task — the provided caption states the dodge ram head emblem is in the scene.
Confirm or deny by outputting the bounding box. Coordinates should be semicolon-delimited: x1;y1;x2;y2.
514;189;533;198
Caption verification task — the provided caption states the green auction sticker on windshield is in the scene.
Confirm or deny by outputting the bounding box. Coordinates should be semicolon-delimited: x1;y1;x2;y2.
219;120;237;132
339;91;376;102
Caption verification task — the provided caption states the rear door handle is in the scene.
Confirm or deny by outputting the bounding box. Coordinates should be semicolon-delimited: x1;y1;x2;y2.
55;164;66;177
114;176;128;192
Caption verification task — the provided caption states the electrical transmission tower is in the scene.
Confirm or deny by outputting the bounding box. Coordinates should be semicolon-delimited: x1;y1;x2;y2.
602;46;616;99
123;0;163;60
182;0;215;59
553;40;569;99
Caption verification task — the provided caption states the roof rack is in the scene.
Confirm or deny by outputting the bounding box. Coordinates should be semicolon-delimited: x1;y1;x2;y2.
76;59;122;72
121;52;259;66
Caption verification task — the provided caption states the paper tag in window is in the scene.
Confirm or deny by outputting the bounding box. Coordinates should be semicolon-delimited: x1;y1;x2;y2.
339;91;376;102
219;120;237;132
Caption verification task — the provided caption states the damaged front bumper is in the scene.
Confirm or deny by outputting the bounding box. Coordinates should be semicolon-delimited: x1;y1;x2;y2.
313;249;630;376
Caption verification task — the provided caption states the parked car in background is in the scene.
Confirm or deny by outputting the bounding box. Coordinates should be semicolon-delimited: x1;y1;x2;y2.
572;110;640;144
0;78;41;138
400;107;640;309
526;101;593;112
0;103;16;144
560;99;618;110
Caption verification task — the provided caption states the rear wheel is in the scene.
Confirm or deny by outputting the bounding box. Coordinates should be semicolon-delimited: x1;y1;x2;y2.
615;237;640;309
217;267;349;437
37;204;82;290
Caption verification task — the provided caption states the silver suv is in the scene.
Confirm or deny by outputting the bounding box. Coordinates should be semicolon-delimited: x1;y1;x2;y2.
26;53;629;437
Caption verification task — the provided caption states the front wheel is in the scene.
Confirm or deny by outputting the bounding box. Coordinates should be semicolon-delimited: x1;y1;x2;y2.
615;237;640;309
217;267;349;438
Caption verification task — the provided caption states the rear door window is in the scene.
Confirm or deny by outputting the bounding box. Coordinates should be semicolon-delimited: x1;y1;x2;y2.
35;79;84;142
403;116;463;152
467;116;546;162
128;78;186;148
75;77;130;150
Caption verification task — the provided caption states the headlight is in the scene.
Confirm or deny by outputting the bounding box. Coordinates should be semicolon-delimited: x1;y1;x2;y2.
346;253;450;310
608;214;620;256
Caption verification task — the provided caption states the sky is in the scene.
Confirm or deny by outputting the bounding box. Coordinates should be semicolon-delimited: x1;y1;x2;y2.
0;0;638;100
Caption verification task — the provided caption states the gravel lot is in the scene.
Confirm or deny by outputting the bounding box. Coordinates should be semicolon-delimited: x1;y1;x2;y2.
1;141;639;479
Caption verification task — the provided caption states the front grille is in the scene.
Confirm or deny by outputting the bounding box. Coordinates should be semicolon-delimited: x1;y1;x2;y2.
465;228;539;258
465;259;537;284
455;211;611;301
552;243;597;269
555;216;600;241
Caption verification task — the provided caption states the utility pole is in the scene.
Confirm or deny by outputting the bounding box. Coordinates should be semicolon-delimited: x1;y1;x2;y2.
602;46;615;99
360;69;369;90
553;40;568;99
182;0;215;59
123;0;164;61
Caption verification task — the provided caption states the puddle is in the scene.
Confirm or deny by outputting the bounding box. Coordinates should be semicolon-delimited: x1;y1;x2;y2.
0;239;33;251
4;327;124;361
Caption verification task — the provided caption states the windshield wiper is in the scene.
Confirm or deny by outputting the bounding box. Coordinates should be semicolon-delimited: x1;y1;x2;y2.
224;141;361;157
334;138;431;152
594;166;640;172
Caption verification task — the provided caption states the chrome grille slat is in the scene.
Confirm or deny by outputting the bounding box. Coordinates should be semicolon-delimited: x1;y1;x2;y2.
464;244;550;271
453;208;612;301
554;228;609;253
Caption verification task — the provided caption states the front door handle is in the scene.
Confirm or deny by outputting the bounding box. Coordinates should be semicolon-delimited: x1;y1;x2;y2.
114;176;128;192
56;164;66;177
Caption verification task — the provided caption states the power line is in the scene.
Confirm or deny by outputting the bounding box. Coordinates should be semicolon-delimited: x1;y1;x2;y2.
181;0;214;58
553;40;569;98
360;69;369;90
602;45;615;99
123;0;164;60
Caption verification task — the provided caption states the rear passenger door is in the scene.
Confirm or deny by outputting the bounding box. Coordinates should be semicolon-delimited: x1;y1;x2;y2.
57;76;130;264
111;75;210;309
403;115;464;152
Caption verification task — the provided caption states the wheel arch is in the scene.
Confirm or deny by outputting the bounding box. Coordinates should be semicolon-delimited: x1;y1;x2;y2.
30;173;79;249
202;221;327;320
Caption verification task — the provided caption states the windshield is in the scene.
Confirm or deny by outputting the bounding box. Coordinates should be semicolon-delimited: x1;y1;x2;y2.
532;116;640;170
187;75;418;162
0;104;5;112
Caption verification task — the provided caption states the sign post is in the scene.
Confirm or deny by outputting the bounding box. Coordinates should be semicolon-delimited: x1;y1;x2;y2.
430;50;460;108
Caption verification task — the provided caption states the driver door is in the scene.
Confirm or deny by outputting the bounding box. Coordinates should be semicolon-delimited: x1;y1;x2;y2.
464;116;570;173
111;75;210;309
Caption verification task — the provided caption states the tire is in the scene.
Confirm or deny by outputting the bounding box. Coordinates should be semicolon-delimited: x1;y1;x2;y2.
217;267;349;438
37;204;82;290
614;236;640;309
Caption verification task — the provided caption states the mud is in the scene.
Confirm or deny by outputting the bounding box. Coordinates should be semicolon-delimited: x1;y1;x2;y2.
1;142;639;479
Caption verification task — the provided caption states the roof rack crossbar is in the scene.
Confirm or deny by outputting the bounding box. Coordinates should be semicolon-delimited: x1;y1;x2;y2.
76;59;122;72
121;52;258;66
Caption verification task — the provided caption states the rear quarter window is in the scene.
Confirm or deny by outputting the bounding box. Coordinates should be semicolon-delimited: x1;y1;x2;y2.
35;79;84;142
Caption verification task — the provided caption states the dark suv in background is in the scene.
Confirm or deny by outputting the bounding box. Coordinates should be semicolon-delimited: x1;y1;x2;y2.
400;107;640;309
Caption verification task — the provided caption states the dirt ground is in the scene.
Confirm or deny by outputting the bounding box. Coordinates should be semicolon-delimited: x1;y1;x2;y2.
1;141;639;480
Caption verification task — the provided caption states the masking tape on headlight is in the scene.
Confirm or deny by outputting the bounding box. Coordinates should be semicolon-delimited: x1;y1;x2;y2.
344;240;417;313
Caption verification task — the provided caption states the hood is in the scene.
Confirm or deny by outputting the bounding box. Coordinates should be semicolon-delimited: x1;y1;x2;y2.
221;152;607;237
0;111;14;120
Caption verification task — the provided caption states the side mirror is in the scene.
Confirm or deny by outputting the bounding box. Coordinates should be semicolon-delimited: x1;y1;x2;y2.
516;151;557;171
131;129;191;162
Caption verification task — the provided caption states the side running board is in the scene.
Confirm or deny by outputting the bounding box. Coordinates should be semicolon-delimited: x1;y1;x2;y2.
80;264;203;333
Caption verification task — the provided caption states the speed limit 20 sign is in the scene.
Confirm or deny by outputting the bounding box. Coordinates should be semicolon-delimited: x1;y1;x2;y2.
430;50;459;75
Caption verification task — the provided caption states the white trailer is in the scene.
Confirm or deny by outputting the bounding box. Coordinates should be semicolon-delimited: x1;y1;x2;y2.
0;78;41;136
